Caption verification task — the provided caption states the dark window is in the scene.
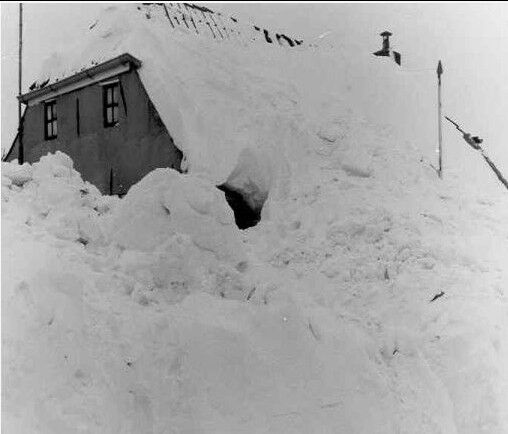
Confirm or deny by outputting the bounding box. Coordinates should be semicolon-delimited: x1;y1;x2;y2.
103;82;119;127
44;100;57;140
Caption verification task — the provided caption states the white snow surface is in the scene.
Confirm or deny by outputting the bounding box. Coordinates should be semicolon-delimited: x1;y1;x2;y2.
3;4;508;433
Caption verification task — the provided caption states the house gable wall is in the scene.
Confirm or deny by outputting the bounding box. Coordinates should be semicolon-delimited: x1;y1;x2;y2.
8;70;182;195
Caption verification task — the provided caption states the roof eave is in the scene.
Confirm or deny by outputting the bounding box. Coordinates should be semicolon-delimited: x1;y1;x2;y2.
19;53;142;104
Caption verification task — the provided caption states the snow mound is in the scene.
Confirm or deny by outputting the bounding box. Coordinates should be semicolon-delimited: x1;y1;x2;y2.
2;162;33;187
107;168;246;264
104;168;251;303
2;152;110;245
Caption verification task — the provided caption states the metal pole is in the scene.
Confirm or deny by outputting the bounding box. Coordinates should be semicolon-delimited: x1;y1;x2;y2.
437;60;443;178
18;3;24;165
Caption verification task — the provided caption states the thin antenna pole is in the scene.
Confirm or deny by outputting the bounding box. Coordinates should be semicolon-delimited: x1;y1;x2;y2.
18;3;24;165
437;60;443;178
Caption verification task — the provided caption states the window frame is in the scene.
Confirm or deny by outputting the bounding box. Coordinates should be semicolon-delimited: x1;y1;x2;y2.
103;82;120;128
44;100;58;140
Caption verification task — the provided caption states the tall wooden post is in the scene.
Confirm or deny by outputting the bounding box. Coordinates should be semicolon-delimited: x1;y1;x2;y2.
437;60;443;178
18;3;24;165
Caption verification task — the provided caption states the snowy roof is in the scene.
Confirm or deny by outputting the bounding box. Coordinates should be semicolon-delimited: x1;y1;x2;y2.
29;4;310;190
151;3;303;46
20;53;141;106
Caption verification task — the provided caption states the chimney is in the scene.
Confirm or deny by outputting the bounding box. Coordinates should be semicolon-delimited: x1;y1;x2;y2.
373;31;401;65
374;31;392;57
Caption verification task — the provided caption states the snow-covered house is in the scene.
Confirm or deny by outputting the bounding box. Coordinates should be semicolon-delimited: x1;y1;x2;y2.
4;3;305;199
5;53;183;195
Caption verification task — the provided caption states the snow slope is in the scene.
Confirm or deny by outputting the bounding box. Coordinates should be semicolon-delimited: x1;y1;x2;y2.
3;4;508;433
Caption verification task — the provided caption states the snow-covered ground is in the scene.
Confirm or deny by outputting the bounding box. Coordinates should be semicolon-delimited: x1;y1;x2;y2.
2;4;508;433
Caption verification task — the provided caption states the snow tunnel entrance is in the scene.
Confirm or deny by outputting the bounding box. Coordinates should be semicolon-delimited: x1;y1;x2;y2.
217;184;263;229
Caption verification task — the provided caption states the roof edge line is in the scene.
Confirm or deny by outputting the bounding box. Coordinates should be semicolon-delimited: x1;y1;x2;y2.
20;53;142;104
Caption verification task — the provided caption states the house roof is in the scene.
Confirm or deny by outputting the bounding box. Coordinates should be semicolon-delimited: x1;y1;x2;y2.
12;4;305;186
20;53;141;105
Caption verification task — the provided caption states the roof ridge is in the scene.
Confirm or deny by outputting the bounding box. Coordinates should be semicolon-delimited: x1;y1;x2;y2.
139;3;305;48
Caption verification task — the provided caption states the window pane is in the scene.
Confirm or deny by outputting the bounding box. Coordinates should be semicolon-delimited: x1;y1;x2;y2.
112;85;118;104
46;123;52;137
52;103;57;118
112;106;118;122
52;121;57;136
107;108;112;123
46;104;52;119
107;88;112;104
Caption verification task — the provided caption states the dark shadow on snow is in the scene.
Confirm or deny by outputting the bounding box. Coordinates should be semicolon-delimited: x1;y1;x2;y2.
217;184;262;229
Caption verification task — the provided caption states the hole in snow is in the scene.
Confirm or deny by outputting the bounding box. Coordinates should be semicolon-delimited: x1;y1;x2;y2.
217;184;264;229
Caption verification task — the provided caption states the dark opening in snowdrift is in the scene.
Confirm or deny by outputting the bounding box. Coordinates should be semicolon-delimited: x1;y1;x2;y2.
217;184;262;229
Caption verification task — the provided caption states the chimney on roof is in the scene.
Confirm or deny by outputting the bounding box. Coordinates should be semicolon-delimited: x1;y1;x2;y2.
374;31;392;57
373;31;401;65
380;31;392;52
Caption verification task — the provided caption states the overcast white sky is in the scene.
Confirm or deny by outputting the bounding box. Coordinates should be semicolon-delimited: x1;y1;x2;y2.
2;2;508;170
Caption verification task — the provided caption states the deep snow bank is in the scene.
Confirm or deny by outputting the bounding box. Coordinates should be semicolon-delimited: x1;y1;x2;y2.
2;153;434;433
106;168;244;261
2;153;251;302
2;151;109;245
4;118;508;433
3;3;508;433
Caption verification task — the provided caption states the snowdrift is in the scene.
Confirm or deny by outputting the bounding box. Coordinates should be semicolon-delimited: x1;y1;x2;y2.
3;3;508;433
35;4;318;210
106;168;244;260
